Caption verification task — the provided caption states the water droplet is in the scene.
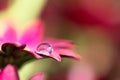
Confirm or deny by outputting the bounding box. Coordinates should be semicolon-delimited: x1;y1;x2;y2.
36;43;53;55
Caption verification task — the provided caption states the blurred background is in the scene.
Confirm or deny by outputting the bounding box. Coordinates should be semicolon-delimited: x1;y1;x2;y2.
0;0;120;80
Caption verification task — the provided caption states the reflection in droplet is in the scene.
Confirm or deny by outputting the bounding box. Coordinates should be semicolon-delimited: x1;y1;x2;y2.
36;43;53;55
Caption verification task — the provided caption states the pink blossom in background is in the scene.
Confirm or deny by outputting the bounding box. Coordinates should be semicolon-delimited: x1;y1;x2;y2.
0;0;9;11
68;62;96;80
0;64;45;80
63;0;120;27
41;0;120;27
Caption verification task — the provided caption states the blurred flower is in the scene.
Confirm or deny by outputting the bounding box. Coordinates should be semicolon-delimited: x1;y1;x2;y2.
0;64;45;80
42;0;119;28
68;62;96;80
63;0;120;27
0;0;9;11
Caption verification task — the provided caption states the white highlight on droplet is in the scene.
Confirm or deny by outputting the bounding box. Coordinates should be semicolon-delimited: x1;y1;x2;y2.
35;43;53;56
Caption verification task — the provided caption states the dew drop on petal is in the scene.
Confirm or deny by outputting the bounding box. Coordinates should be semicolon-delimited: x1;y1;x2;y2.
36;43;53;55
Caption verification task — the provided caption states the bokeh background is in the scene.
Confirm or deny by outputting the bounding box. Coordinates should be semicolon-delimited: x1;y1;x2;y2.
0;0;120;80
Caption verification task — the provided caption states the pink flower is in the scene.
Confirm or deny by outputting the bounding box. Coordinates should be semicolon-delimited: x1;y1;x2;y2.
0;20;43;58
0;20;80;61
0;64;45;80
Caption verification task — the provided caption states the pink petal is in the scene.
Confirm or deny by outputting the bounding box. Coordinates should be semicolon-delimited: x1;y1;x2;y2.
58;49;81;60
39;39;79;61
43;39;74;49
19;20;44;51
3;26;17;43
0;38;4;48
0;64;19;80
50;51;61;61
0;21;17;44
37;50;61;61
29;73;45;80
31;52;43;59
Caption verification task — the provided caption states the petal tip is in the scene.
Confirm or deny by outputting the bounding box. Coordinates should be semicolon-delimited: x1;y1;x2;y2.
29;72;45;80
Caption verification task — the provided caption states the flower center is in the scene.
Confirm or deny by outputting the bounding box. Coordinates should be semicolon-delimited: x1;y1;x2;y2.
1;43;26;53
36;43;53;55
0;43;27;68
